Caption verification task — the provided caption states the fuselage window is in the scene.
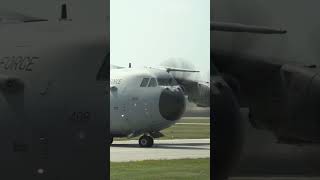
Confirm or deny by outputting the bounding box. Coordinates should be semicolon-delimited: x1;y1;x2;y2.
148;78;157;87
140;78;150;87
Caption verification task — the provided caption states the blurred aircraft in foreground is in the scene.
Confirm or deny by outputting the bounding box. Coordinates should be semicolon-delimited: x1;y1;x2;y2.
211;0;320;179
0;0;108;179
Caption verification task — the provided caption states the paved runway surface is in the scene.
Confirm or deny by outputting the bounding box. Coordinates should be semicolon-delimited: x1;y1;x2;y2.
229;177;320;180
176;122;210;125
110;139;210;162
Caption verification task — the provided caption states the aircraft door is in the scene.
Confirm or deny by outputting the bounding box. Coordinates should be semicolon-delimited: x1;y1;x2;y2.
0;89;32;177
142;97;154;121
140;88;157;124
120;100;130;130
127;92;156;133
126;96;141;132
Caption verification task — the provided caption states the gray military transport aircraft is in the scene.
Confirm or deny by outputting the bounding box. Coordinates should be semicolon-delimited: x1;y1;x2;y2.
211;0;320;179
0;0;109;179
110;65;210;147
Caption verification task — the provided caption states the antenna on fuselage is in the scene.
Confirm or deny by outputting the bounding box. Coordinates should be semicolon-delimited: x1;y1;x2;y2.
59;1;72;21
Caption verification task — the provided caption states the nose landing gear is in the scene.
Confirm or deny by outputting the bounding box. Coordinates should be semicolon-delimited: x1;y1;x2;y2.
139;135;154;147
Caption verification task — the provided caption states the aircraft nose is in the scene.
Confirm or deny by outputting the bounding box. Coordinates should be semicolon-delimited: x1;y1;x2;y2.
159;87;186;121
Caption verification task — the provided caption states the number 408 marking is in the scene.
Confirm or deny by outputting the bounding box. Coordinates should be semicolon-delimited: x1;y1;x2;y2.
69;112;91;123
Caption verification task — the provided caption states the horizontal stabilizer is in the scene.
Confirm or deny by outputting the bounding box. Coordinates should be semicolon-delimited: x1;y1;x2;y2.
0;11;47;24
110;64;125;69
211;21;287;34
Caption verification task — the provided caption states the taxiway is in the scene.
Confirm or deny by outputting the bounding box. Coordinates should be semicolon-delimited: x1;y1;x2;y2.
110;138;210;162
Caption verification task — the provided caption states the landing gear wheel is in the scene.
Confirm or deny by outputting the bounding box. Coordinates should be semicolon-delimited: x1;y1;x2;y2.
139;135;154;147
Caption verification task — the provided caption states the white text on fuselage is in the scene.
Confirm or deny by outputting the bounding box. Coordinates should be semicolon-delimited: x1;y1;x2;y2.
110;78;122;85
0;56;39;71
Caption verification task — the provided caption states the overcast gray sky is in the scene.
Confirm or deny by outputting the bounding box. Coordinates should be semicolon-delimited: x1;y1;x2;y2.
111;0;210;81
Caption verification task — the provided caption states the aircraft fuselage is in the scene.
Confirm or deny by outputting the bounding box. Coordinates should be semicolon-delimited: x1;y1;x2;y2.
0;12;108;179
110;67;186;138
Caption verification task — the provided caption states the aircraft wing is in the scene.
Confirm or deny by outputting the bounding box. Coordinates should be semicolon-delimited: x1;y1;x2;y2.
149;66;200;73
152;66;209;107
159;66;200;73
0;11;47;24
211;21;287;34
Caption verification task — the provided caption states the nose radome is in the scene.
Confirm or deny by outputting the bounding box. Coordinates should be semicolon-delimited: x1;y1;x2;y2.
159;88;186;121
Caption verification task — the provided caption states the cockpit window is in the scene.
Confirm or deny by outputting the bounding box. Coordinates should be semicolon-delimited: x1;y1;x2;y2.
157;77;178;86
140;78;150;87
148;78;157;87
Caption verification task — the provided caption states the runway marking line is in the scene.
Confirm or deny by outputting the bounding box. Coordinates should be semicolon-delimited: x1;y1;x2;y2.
175;122;210;125
182;117;210;120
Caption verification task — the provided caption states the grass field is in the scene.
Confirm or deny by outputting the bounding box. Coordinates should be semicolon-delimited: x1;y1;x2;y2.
115;117;210;141
177;117;210;123
161;123;210;139
110;158;210;180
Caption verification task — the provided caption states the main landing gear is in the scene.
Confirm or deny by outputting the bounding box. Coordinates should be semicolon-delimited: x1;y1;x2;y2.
139;135;154;147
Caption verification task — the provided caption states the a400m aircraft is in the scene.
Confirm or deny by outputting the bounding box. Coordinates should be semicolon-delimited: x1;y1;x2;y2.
110;65;210;147
0;0;210;178
211;0;320;179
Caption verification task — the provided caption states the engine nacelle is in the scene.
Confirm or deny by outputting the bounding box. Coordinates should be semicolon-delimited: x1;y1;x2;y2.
187;82;210;107
277;64;320;142
242;63;320;144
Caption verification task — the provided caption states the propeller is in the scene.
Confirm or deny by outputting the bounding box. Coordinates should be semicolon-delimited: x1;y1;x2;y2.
160;58;210;107
160;58;199;81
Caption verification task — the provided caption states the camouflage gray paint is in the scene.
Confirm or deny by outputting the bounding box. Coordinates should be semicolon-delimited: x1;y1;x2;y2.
0;0;109;179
